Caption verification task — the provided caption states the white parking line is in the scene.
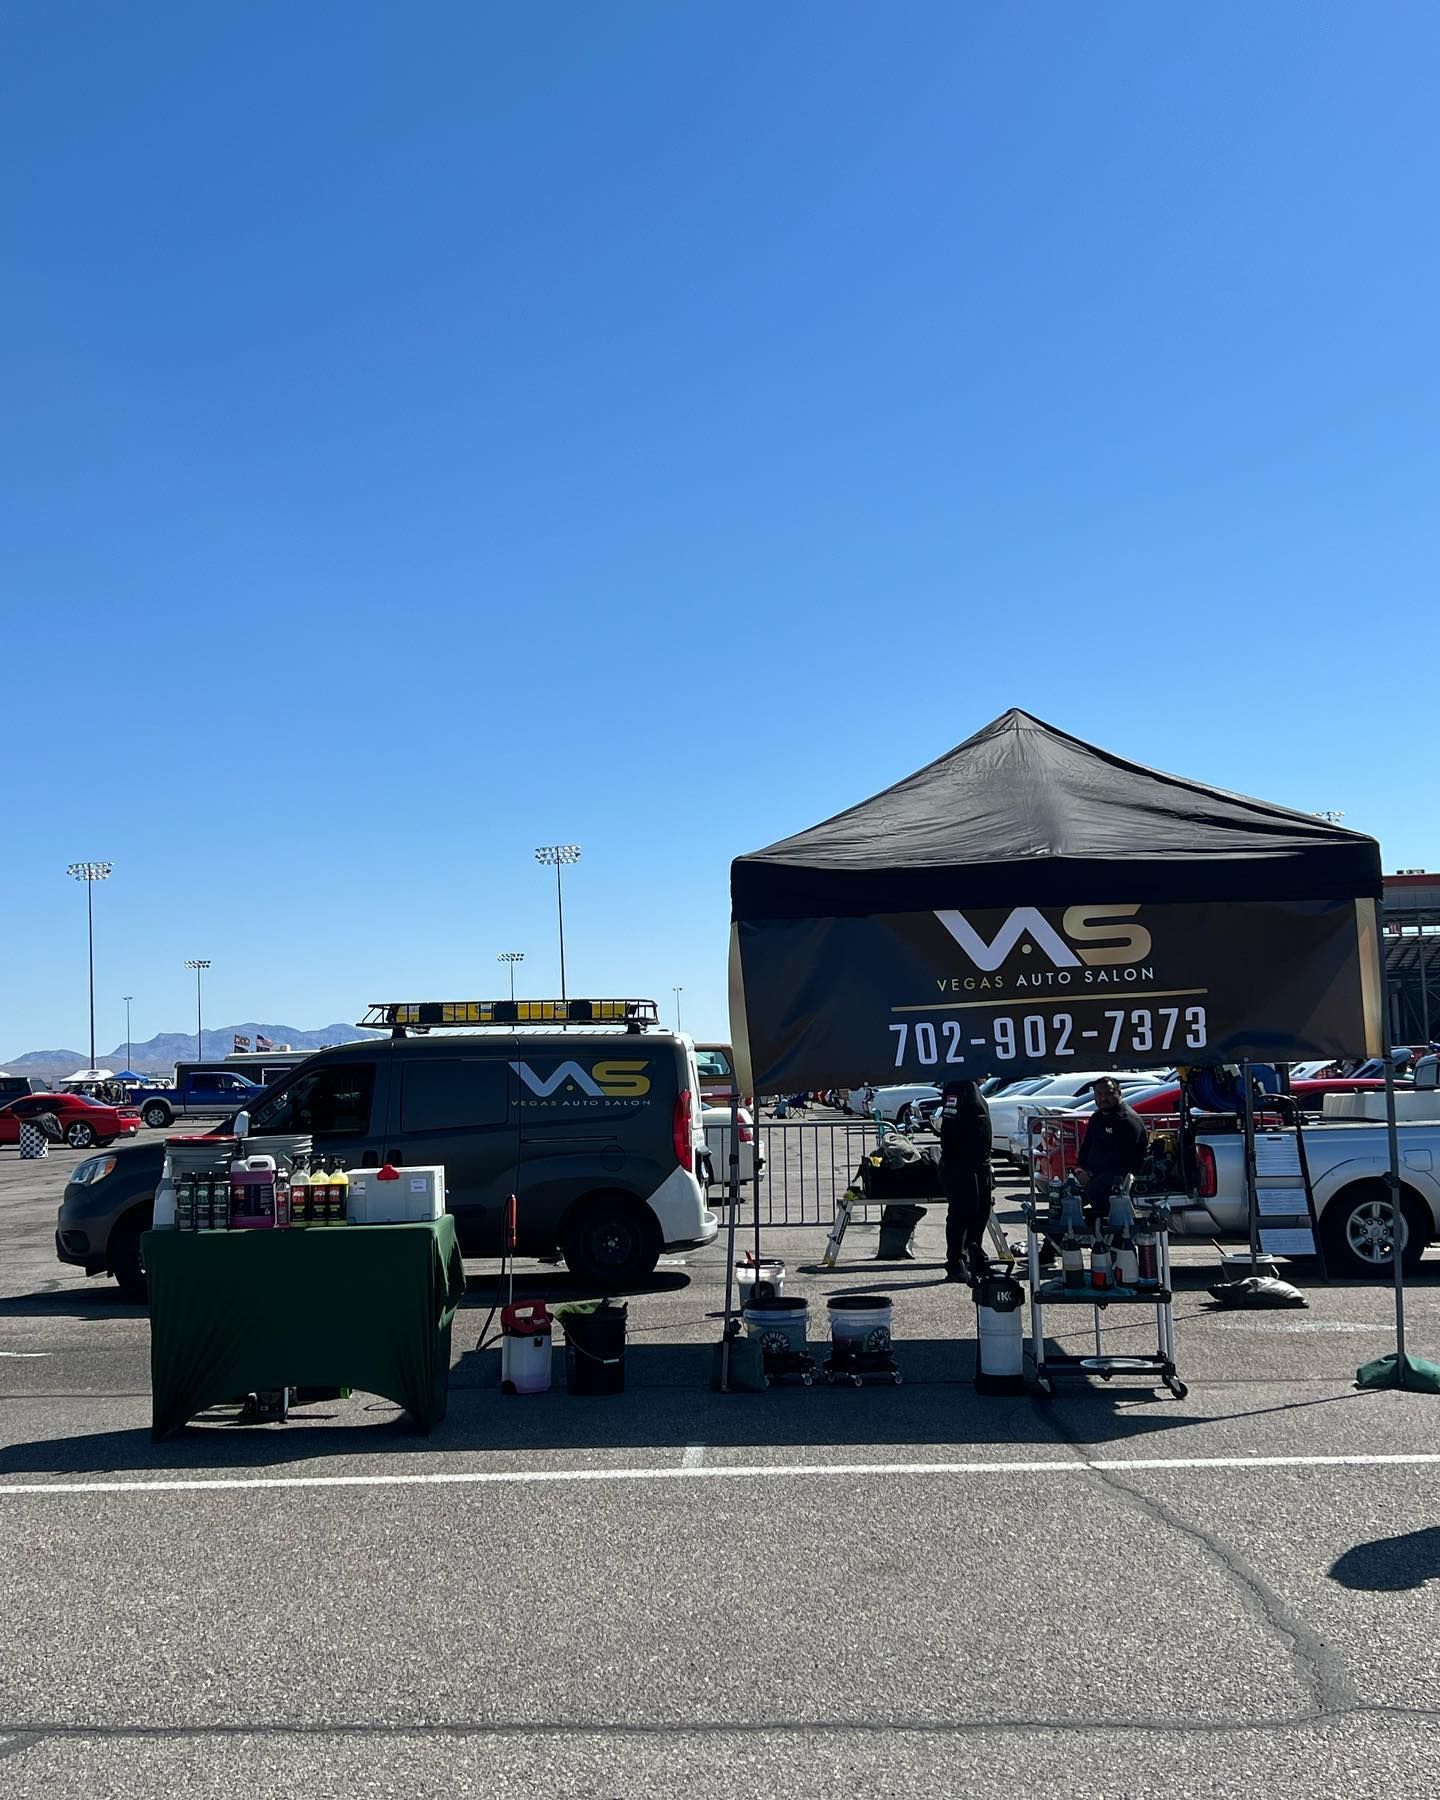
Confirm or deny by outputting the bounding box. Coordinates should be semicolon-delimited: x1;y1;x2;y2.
2;1450;1439;1499
681;1444;706;1468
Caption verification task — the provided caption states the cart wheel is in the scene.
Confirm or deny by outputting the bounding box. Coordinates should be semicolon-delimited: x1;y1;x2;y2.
891;1371;903;1385
802;1373;814;1387
1166;1378;1188;1400
850;1375;863;1388
239;1393;259;1423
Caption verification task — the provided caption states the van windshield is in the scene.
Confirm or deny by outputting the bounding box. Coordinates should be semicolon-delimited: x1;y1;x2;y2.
250;1065;376;1137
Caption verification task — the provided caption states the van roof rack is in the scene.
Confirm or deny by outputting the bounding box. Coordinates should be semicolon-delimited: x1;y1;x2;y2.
358;998;661;1036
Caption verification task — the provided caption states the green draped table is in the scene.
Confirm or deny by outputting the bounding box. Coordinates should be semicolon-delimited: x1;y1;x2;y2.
143;1218;466;1440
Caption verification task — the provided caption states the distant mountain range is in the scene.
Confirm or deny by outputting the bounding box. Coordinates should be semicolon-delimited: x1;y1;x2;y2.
0;1024;380;1085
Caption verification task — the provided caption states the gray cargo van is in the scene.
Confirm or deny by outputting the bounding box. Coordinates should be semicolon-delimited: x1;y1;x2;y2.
239;1027;716;1282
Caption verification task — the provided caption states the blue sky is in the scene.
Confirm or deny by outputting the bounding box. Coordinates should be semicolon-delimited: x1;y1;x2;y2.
2;2;1436;1056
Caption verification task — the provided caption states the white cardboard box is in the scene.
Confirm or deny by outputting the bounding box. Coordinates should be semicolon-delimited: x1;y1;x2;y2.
346;1164;446;1224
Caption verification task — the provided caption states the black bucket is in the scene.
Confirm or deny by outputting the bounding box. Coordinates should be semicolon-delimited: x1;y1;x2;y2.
561;1302;628;1396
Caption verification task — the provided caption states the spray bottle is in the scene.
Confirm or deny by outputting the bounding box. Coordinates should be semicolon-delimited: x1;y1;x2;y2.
290;1153;310;1226
1109;1180;1138;1289
1135;1211;1161;1288
1061;1226;1086;1292
310;1158;333;1225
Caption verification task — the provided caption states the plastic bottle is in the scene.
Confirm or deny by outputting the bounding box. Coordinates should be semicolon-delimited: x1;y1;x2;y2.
230;1151;248;1228
1114;1232;1139;1288
329;1159;349;1224
1061;1228;1086;1291
1090;1236;1113;1291
290;1154;310;1226
310;1158;333;1225
275;1163;291;1229
176;1172;195;1232
1136;1218;1160;1287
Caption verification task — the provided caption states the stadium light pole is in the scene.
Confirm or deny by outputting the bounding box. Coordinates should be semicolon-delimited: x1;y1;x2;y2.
123;995;134;1073
66;862;113;1071
534;846;581;1004
184;960;211;1062
497;951;524;1003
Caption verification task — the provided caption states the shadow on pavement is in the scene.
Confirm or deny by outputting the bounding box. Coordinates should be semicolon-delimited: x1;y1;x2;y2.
0;1286;146;1321
1329;1525;1440;1591
459;1270;692;1305
0;1335;1220;1478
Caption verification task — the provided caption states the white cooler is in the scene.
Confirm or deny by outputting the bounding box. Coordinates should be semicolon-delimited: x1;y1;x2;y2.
346;1163;446;1224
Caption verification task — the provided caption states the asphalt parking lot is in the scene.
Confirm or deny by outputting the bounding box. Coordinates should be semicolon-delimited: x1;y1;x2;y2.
3;1125;1440;1798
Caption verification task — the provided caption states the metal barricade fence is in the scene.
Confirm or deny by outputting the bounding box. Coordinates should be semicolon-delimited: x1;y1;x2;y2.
727;1116;891;1229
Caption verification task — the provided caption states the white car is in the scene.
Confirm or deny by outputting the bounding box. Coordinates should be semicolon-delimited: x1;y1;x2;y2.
993;1072;1157;1159
868;1082;943;1122
703;1106;766;1186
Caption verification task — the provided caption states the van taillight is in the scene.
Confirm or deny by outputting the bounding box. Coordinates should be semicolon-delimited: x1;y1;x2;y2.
1197;1143;1217;1198
738;1115;753;1144
673;1090;694;1172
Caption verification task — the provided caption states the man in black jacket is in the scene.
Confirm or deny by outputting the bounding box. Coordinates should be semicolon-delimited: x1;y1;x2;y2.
938;1078;994;1282
1077;1077;1148;1223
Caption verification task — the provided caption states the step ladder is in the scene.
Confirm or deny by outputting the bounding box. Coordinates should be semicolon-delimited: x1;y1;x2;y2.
821;1189;1015;1270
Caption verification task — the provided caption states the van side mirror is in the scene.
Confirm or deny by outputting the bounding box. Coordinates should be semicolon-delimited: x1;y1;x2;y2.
1415;1055;1439;1093
234;1110;251;1140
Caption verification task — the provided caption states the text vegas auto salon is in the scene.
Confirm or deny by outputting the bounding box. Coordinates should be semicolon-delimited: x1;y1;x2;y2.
727;708;1422;1392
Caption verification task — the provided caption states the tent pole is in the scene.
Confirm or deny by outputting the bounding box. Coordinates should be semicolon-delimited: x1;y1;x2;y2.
1242;1060;1261;1267
720;1085;742;1392
1384;1049;1408;1386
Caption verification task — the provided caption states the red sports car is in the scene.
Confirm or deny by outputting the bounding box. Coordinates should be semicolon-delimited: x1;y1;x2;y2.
0;1092;143;1150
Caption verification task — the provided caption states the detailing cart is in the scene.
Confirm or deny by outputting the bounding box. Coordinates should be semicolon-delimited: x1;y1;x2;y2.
1022;1188;1186;1400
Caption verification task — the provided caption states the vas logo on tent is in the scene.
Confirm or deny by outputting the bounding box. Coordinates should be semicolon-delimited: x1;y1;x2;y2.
935;906;1152;971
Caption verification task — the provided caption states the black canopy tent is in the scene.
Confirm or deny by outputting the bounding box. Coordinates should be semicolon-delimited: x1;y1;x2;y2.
730;709;1384;1092
727;709;1415;1378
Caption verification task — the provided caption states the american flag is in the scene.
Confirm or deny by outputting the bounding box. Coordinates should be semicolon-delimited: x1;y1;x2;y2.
256;1035;273;1051
233;1035;251;1053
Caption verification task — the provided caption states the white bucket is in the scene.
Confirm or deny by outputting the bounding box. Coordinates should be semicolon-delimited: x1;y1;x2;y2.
501;1329;553;1395
736;1259;786;1304
742;1296;808;1352
827;1294;893;1356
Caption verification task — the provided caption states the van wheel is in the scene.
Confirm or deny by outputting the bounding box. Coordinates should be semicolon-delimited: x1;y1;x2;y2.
110;1213;149;1304
1321;1182;1428;1279
561;1196;662;1287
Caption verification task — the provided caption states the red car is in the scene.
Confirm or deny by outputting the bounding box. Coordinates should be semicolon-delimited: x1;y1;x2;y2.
0;1091;143;1150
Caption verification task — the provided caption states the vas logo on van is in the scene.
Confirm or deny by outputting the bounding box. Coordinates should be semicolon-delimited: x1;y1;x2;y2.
511;1059;652;1099
934;905;1152;971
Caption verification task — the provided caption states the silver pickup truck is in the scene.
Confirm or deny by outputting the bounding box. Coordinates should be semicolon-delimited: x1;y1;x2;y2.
1171;1109;1440;1278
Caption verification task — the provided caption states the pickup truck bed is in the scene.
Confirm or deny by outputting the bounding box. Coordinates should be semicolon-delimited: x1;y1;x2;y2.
1174;1118;1440;1278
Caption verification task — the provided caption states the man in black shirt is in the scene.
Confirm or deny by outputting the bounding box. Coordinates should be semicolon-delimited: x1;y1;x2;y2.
938;1078;994;1282
1077;1077;1148;1224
